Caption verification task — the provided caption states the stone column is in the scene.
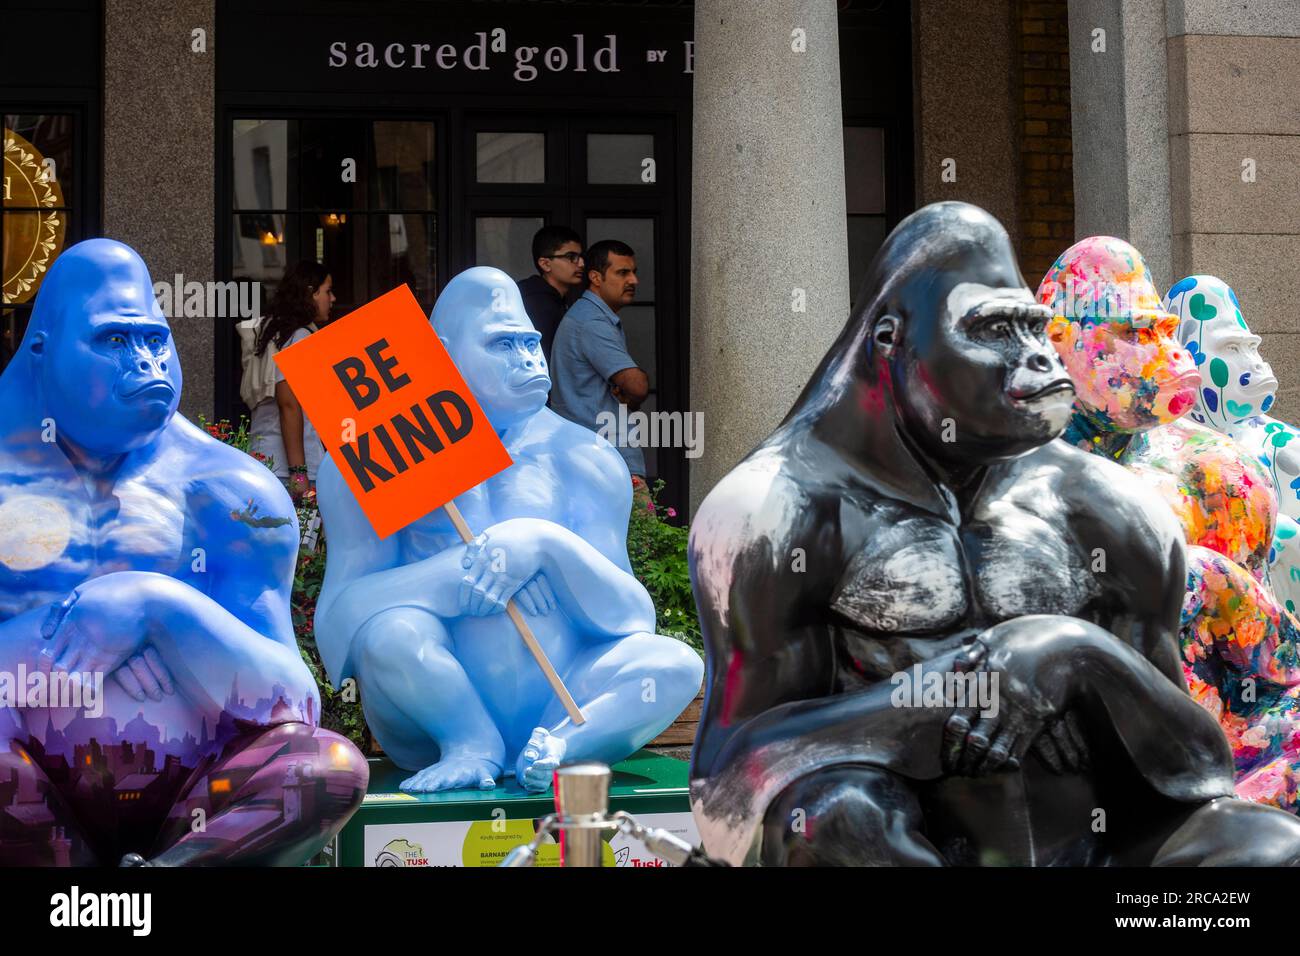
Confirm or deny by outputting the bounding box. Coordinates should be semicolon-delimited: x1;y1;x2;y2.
689;0;849;508
1067;0;1173;287
103;0;216;420
1166;0;1300;413
914;0;1020;252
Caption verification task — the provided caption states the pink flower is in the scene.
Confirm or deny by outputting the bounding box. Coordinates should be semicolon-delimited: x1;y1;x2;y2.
666;507;677;518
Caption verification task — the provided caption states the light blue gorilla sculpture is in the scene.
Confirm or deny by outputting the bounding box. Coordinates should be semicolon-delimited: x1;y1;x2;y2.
314;267;703;793
0;239;367;866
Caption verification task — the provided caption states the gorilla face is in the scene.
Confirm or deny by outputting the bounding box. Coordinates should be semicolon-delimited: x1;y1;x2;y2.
36;246;181;456
442;283;549;431
889;280;1074;466
1038;236;1196;434
1047;311;1197;432
1166;275;1276;424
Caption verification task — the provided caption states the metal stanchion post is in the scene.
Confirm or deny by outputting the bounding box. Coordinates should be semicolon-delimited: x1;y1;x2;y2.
554;762;610;867
498;761;729;867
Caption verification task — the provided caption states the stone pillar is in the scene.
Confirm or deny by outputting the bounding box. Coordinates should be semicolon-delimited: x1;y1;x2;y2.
914;0;1020;252
689;0;849;507
103;0;216;420
1067;0;1173;287
1166;0;1300;413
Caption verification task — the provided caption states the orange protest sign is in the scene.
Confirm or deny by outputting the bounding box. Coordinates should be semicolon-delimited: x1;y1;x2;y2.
273;284;514;539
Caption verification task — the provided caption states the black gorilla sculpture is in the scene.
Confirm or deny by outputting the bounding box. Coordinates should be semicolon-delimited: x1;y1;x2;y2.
688;202;1300;866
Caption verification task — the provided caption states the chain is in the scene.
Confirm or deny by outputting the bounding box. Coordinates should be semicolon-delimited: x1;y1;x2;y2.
499;808;727;867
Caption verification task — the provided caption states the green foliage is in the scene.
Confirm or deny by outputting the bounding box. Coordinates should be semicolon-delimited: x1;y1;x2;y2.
626;479;703;656
290;523;371;753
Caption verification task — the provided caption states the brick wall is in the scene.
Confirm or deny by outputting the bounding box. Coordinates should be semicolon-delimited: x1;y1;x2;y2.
1017;0;1073;286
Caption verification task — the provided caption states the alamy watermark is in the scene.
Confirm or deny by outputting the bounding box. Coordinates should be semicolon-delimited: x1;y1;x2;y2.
0;664;104;717
596;406;704;459
153;275;261;320
890;663;999;718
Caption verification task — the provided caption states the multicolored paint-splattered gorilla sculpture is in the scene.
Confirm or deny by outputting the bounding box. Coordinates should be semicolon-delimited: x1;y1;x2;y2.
0;239;367;866
1163;275;1300;616
688;202;1300;866
1039;239;1300;811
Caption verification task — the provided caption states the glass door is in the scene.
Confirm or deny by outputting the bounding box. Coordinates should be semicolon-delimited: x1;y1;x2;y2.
463;113;683;501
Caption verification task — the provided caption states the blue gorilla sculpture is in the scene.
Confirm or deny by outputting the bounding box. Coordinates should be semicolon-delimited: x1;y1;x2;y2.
0;239;367;866
314;266;703;792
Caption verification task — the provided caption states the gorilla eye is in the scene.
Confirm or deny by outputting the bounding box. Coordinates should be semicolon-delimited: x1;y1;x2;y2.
989;320;1011;336
108;334;126;346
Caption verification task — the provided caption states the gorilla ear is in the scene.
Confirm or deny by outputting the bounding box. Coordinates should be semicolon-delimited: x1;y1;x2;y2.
873;315;900;357
29;331;46;358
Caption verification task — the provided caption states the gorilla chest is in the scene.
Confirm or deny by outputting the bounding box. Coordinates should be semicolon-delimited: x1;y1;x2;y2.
0;476;187;595
832;507;1096;639
401;456;566;554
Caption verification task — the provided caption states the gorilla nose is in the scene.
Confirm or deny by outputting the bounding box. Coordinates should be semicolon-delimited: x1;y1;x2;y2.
1026;352;1054;372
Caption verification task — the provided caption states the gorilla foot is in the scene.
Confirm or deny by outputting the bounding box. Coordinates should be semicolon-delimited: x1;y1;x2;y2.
515;727;567;792
400;754;501;793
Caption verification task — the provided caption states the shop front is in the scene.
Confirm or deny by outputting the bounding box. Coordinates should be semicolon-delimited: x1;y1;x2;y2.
216;0;912;509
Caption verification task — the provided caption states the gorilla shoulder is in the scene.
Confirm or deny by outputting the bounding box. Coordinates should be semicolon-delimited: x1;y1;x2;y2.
689;447;815;583
1041;437;1185;573
537;408;635;508
166;415;297;522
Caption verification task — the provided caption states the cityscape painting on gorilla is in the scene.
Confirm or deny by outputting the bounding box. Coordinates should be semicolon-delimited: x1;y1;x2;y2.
1;682;342;866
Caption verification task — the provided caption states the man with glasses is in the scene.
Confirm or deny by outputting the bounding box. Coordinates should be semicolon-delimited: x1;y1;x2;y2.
517;225;584;362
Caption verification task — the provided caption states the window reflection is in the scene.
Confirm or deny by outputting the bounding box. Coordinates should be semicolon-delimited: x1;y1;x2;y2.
587;133;654;185
298;118;366;210
229;118;438;317
476;132;545;184
475;216;544;280
372;121;435;210
231;120;288;210
371;213;435;306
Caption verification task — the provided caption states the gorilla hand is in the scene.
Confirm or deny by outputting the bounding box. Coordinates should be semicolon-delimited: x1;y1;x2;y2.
1031;711;1091;775
40;576;174;699
110;648;175;702
941;620;1083;777
458;519;548;616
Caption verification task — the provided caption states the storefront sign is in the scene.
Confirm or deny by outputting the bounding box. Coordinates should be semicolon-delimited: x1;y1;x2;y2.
326;31;692;83
220;1;693;96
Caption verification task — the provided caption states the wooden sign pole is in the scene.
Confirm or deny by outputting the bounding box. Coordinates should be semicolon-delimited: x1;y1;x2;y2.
443;499;586;725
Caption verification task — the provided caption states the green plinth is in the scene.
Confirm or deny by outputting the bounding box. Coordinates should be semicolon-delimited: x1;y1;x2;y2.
325;750;697;867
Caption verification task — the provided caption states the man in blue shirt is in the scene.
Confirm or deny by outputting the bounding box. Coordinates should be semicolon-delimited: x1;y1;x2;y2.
550;239;650;486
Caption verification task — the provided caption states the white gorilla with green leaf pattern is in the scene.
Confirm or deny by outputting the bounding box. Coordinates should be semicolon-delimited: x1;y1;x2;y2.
1164;275;1300;616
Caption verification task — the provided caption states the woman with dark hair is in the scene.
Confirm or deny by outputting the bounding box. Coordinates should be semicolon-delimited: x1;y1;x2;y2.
240;259;335;501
